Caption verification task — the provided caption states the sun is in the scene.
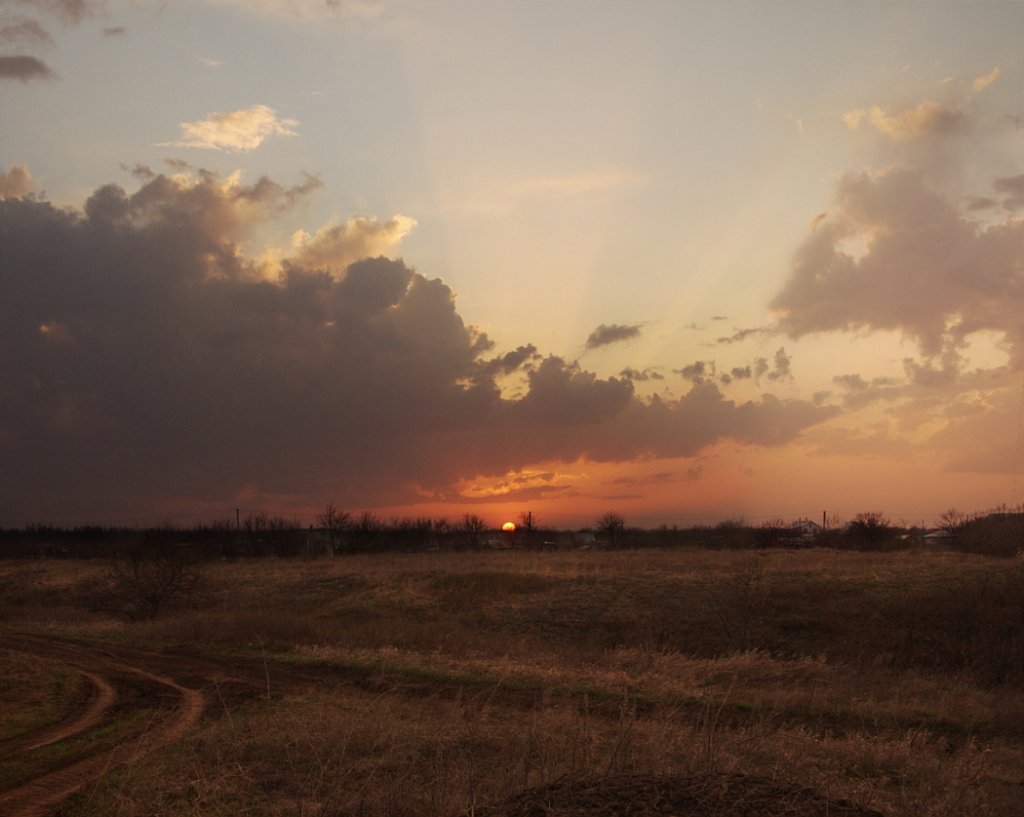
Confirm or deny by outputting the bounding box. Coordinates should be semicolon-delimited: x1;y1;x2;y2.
501;522;516;532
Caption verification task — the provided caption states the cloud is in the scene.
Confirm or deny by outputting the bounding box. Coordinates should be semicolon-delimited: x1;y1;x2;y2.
584;323;642;350
11;1;95;24
102;25;125;37
0;171;837;524
994;174;1024;211
676;360;711;384
0;17;54;45
832;372;903;410
1;163;38;198
618;367;663;382
714;326;772;345
772;166;1024;367
163;105;299;152
842;100;968;141
0;54;54;80
806;424;913;460
204;0;385;21
971;66;1000;93
290;214;416;275
765;347;792;381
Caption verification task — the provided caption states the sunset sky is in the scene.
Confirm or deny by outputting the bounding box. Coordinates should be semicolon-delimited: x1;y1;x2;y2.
3;0;1024;529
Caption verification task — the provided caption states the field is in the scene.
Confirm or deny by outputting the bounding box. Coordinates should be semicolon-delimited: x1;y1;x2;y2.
1;547;1022;816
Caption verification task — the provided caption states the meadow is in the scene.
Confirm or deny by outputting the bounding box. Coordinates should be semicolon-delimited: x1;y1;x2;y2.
1;546;1022;816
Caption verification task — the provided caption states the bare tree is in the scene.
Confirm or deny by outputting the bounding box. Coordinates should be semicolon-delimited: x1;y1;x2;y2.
90;541;203;621
938;508;969;546
597;512;626;547
316;503;351;554
461;513;488;550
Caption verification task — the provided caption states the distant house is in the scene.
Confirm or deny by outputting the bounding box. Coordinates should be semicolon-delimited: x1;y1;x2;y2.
780;518;821;545
481;535;513;550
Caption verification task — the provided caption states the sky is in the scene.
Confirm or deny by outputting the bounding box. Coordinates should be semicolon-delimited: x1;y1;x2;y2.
2;0;1024;530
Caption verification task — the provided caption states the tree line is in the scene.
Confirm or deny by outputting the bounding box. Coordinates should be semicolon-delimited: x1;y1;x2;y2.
1;504;1020;560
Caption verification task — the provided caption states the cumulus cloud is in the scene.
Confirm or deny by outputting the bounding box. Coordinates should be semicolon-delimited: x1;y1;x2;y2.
772;166;1024;367
163;105;299;152
584;323;642;350
0;54;53;80
1;163;38;198
0;171;836;523
676;360;711;384
843;100;968;141
290;214;416;275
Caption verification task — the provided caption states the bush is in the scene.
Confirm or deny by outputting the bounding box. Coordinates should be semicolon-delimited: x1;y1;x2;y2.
85;540;204;621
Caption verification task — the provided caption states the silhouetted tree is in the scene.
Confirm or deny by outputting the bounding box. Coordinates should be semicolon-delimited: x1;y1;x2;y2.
316;503;351;554
597;512;626;547
460;513;487;550
90;540;203;621
845;512;894;550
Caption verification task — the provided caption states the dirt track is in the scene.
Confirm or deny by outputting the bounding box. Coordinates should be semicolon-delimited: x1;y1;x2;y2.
0;634;215;817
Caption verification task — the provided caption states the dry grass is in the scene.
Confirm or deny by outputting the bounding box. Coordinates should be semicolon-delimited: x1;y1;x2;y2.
0;649;84;742
2;547;1023;816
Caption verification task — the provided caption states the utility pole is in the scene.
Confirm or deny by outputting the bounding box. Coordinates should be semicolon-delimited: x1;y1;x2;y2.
236;508;240;530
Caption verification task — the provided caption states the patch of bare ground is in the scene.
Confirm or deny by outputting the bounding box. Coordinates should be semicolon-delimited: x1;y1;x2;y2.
474;773;884;817
0;635;207;817
0;669;116;755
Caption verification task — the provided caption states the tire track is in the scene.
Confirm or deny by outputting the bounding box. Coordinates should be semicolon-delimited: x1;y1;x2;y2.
0;636;206;817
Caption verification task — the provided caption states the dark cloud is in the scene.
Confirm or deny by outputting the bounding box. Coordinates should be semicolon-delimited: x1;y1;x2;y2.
618;367;663;382
994;174;1024;211
10;1;93;24
584;322;642;350
965;196;997;212
476;344;539;380
832;373;902;410
765;347;792;382
772;167;1024;368
0;54;53;80
715;326;772;345
0;17;53;45
676;360;710;384
0;172;838;524
730;366;752;380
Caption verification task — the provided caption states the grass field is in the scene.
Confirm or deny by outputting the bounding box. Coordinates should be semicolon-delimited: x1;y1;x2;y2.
2;547;1022;816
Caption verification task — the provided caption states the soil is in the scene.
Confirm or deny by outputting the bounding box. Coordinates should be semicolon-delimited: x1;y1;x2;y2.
0;634;225;817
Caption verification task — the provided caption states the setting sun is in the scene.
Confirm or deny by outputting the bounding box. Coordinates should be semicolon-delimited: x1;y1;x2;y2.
501;522;516;532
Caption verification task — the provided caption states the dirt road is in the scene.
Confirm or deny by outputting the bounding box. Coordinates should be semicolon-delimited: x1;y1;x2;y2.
0;634;213;817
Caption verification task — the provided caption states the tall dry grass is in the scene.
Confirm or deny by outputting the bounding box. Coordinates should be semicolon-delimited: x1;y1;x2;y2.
3;548;1023;815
